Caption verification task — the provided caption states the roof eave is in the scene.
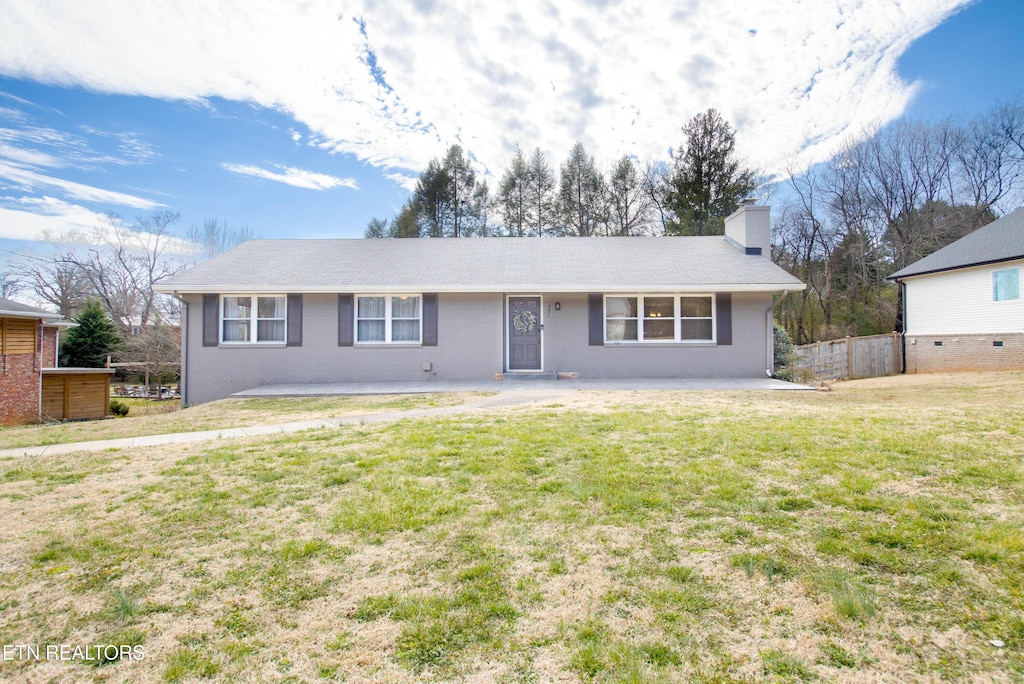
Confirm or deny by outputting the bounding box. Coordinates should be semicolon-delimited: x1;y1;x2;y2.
157;283;805;295
888;254;1024;281
0;309;64;322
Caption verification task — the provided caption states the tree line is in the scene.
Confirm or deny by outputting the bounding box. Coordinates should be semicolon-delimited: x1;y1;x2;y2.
365;108;758;239
774;97;1024;344
0;214;253;381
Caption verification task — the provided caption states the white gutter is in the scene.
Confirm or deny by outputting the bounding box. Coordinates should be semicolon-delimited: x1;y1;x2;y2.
157;283;806;296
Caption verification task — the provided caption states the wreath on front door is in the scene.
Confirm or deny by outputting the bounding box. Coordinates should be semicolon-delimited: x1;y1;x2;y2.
512;309;538;334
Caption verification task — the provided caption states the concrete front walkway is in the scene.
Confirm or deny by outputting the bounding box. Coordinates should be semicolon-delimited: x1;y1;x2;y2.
233;375;810;397
0;388;578;459
0;377;810;459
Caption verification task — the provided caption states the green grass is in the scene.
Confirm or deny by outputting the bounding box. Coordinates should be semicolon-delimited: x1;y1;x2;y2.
1;372;1023;681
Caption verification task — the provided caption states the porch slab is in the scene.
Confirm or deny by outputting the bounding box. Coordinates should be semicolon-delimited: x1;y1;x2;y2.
232;376;811;398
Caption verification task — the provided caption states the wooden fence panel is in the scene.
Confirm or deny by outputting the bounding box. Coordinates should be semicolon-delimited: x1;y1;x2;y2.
793;333;901;381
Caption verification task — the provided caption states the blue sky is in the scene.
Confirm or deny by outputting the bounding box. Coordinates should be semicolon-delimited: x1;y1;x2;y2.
0;0;1021;252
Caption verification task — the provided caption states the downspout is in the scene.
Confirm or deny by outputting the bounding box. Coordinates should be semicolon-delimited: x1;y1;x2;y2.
898;279;907;374
766;290;789;377
37;320;43;422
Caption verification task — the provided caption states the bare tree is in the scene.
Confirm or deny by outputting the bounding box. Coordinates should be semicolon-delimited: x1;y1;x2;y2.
121;322;180;397
57;210;191;335
607;156;656;236
186;219;255;259
0;263;22;299
11;248;92;317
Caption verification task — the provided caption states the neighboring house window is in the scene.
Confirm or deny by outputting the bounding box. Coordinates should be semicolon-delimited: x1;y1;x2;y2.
993;268;1020;302
356;295;421;343
604;295;714;342
221;295;286;343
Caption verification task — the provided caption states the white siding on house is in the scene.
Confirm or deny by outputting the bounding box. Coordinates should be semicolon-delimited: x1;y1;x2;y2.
904;259;1024;335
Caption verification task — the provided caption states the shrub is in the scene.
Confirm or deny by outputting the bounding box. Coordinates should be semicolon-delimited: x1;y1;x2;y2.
109;400;129;417
773;321;798;380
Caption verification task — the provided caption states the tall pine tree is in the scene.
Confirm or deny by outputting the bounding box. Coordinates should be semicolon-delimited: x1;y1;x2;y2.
665;108;756;236
60;299;122;368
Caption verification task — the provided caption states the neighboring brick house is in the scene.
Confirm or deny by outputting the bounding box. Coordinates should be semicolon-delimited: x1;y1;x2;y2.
0;298;114;425
888;207;1024;373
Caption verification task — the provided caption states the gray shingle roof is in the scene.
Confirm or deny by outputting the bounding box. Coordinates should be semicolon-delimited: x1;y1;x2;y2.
889;206;1024;280
0;298;62;320
156;237;804;294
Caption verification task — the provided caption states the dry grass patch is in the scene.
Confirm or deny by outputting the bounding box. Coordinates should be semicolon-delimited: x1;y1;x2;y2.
1;372;1023;682
0;392;485;450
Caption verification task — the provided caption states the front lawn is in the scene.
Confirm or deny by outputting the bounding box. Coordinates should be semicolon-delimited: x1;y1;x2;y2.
0;393;483;450
1;373;1022;682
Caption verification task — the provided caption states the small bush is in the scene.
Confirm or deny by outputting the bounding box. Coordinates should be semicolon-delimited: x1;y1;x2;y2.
773;321;799;380
109;400;129;417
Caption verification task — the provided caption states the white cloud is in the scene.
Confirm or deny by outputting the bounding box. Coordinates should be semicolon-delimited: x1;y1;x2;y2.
0;0;971;180
221;162;358;190
0;159;163;208
0;195;108;240
385;173;419;192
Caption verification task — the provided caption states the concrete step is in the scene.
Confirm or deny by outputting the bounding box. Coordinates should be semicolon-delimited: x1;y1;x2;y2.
501;372;557;381
500;371;580;381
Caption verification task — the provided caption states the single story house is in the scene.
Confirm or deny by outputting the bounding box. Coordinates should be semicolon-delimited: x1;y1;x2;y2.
0;298;114;425
888;206;1024;373
156;202;805;405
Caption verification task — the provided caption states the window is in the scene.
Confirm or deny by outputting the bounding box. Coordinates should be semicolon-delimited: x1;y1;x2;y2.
604;295;714;343
221;295;286;343
680;296;713;340
356;295;421;343
993;268;1020;302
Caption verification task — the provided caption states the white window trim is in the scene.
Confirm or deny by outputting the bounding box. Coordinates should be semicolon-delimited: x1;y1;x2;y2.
604;294;716;344
993;268;1020;303
219;294;287;344
355;294;424;345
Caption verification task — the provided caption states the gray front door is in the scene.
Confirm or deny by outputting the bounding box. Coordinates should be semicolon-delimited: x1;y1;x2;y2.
508;297;541;370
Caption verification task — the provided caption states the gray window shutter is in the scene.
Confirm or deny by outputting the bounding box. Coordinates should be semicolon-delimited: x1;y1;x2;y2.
716;293;732;346
588;294;603;346
423;293;438;346
286;294;302;346
338;294;353;346
203;294;219;347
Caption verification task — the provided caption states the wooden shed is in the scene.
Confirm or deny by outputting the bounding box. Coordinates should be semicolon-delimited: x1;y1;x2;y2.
41;368;115;422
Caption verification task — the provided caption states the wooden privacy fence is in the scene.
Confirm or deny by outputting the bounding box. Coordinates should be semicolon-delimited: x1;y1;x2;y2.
792;332;902;381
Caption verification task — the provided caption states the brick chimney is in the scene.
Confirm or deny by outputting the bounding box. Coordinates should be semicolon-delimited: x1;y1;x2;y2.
724;199;770;256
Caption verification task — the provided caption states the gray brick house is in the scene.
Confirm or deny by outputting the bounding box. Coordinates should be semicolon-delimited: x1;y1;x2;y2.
157;202;804;404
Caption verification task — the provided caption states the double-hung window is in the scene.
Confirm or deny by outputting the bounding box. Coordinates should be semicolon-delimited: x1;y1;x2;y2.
221;295;286;343
356;295;421;343
605;295;715;343
993;268;1020;302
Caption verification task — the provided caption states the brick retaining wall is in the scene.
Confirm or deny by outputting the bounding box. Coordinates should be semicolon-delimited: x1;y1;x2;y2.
905;333;1024;374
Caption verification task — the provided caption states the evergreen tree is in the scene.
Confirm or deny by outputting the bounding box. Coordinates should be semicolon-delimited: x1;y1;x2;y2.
498;146;531;236
412;144;480;237
394;201;421;238
557;141;606;236
60;299;122;368
364;217;393;238
665;108;756;235
525;147;555;236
